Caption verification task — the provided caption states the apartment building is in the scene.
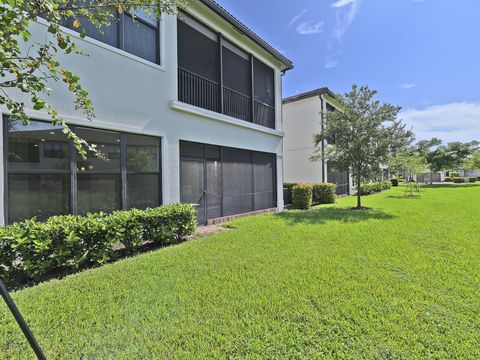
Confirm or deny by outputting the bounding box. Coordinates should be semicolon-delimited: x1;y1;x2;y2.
0;0;293;225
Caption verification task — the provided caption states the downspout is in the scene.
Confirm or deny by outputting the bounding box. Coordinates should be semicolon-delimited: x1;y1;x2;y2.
319;95;326;183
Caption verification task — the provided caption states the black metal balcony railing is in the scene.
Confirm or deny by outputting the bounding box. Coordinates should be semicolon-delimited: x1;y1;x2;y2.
178;67;275;129
223;86;251;122
178;67;220;113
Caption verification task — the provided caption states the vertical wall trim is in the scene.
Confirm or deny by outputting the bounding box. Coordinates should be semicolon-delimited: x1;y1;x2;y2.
120;132;127;209
69;125;78;215
250;54;255;123
218;33;224;115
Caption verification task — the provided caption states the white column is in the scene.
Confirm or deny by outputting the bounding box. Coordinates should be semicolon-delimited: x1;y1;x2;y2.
162;136;181;204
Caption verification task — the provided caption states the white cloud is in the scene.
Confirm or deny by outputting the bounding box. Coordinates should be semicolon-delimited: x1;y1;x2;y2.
288;9;308;28
332;0;355;8
324;0;362;68
325;56;338;69
400;83;416;89
400;102;480;143
296;21;325;35
332;0;362;42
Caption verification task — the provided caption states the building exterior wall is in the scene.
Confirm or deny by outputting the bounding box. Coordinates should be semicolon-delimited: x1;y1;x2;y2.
0;1;287;225
282;96;324;183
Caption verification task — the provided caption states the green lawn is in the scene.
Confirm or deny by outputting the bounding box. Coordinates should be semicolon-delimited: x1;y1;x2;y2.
1;184;479;358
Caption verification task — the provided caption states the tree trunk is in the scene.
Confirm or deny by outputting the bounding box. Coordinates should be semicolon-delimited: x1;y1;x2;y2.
357;172;362;208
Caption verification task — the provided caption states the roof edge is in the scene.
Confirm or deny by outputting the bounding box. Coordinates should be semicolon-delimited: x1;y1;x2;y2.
282;87;336;104
198;0;294;71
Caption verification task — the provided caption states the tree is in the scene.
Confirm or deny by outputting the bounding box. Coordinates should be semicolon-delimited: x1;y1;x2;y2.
312;85;414;209
389;154;426;180
1;0;184;157
425;141;479;175
462;150;480;171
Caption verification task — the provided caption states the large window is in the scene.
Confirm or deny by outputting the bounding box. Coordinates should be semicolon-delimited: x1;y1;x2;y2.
180;141;276;224
177;13;276;129
65;6;161;64
5;118;161;223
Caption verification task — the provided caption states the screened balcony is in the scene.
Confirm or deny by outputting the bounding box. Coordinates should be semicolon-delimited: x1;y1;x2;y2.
177;13;276;129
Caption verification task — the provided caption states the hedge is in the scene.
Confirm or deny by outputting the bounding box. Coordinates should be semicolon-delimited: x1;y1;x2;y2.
453;177;464;183
312;183;337;204
284;183;297;204
0;204;197;289
390;178;399;187
292;184;313;210
359;181;392;196
469;177;477;183
445;176;453;182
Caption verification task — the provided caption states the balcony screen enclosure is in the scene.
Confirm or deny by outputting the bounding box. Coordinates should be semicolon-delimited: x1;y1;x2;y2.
4;118;161;223
180;141;276;224
177;13;276;129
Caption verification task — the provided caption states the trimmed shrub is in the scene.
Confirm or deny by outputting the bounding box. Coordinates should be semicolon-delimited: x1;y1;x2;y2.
0;204;197;289
477;177;480;182
453;177;464;183
390;178;399;187
468;177;477;183
292;184;313;210
359;181;392;196
140;204;197;244
283;183;298;205
444;176;453;182
312;183;336;204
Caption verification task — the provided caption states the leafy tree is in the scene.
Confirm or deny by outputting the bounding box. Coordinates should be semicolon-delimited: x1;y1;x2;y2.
462;150;480;171
426;141;479;175
1;0;184;157
312;85;414;209
389;154;426;179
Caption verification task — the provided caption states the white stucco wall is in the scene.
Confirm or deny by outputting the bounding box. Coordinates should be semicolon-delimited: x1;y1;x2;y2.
282;96;324;183
0;1;287;224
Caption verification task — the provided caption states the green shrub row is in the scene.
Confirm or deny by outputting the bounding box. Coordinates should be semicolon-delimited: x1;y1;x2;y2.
359;181;392;196
446;177;478;183
289;183;337;210
0;204;197;289
390;178;399;187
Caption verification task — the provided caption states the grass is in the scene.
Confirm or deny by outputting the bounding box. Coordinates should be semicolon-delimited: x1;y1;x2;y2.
1;184;479;358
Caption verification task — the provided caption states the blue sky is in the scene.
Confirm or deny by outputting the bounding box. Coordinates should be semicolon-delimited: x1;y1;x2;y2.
216;0;480;143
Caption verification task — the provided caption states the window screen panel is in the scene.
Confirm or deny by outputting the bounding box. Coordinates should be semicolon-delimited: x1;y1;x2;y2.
75;17;118;48
177;18;219;82
77;174;121;215
222;147;253;216
127;174;160;209
8;119;69;171
124;14;158;63
126;134;159;172
253;152;275;210
180;141;205;158
75;128;120;173
222;42;251;121
8;174;69;223
253;58;275;106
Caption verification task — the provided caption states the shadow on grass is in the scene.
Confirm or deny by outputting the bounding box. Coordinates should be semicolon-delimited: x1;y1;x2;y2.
276;206;395;225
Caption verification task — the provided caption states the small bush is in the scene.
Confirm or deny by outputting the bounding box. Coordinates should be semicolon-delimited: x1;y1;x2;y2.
452;177;464;183
468;177;477;183
390;178;399;187
359;181;392;196
312;183;336;204
292;184;313;210
444;176;453;182
284;183;298;205
0;204;197;289
477;177;480;182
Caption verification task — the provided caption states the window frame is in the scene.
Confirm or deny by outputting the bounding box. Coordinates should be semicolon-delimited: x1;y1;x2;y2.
64;9;162;65
3;116;162;224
